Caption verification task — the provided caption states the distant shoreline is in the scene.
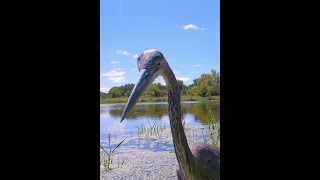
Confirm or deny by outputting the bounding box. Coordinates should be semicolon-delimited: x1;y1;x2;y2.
100;95;220;104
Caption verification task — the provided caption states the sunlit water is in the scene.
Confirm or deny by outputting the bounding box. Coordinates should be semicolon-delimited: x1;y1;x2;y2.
100;101;220;152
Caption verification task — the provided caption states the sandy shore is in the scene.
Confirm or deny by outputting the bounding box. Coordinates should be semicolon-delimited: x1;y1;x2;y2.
100;148;179;179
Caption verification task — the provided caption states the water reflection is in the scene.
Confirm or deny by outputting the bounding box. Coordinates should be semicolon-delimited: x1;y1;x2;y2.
100;101;220;136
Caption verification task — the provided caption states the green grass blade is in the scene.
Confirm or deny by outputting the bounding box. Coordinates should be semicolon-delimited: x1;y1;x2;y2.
111;138;126;154
100;145;109;155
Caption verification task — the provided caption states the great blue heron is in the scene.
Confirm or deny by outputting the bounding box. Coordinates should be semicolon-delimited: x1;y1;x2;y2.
120;49;220;180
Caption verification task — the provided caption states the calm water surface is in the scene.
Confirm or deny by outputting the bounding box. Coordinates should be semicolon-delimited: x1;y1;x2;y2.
100;101;220;138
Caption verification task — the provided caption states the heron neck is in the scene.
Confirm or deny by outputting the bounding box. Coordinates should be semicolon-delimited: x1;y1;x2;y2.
163;65;194;177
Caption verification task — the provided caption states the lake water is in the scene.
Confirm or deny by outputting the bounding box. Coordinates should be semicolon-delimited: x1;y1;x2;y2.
100;101;220;138
100;100;220;154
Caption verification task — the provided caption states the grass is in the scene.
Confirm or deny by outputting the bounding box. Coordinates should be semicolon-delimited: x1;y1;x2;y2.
100;113;220;171
100;117;220;173
100;95;220;104
134;122;168;149
205;111;220;147
182;111;220;148
100;132;126;170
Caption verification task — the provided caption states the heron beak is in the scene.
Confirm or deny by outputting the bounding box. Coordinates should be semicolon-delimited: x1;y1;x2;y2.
120;68;155;122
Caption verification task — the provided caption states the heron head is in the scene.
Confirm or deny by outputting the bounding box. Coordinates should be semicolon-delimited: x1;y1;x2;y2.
120;49;167;122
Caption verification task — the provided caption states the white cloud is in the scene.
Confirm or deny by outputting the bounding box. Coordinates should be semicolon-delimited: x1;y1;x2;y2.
101;70;126;77
116;50;130;55
192;64;201;67
100;87;110;93
116;68;124;70
110;60;119;64
176;77;190;82
182;24;208;30
132;54;139;58
130;68;137;71
153;77;165;85
173;71;180;74
107;76;127;83
101;70;127;83
182;24;199;30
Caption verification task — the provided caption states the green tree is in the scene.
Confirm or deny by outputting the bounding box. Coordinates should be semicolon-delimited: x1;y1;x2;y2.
100;91;107;99
196;74;212;97
122;83;134;97
146;84;161;97
190;86;201;96
105;68;220;99
210;69;220;95
108;87;122;98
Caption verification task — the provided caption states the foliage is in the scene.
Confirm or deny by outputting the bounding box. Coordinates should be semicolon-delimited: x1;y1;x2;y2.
101;68;220;99
146;84;162;97
100;91;107;99
107;84;134;98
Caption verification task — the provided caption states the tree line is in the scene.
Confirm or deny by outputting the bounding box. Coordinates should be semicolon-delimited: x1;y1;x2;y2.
101;69;220;98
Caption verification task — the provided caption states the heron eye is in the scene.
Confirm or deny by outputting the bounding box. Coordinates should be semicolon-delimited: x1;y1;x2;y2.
157;63;161;66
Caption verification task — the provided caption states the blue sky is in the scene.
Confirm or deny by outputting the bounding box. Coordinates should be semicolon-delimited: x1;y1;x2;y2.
100;0;220;93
